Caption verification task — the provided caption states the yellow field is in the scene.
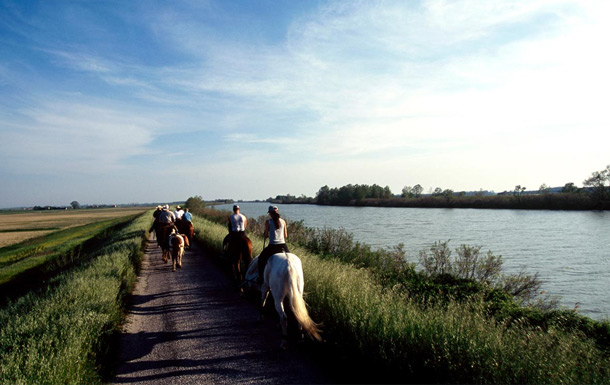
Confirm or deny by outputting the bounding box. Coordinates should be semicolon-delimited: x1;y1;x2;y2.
0;207;151;248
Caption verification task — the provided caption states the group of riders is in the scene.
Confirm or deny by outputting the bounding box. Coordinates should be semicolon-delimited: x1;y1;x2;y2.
151;204;193;249
225;204;289;284
151;203;289;284
151;204;321;346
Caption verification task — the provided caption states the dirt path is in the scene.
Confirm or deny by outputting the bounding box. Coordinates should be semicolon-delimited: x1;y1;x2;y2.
111;237;333;384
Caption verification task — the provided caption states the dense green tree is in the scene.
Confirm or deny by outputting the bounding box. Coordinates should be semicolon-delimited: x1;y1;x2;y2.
315;183;393;204
185;195;205;211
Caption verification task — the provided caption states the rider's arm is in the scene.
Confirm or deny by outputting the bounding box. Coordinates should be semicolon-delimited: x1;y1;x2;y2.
283;219;288;240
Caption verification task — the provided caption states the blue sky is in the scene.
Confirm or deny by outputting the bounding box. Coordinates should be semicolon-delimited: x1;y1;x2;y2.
1;0;608;207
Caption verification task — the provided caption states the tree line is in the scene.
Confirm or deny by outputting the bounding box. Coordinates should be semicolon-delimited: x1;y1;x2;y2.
267;165;610;210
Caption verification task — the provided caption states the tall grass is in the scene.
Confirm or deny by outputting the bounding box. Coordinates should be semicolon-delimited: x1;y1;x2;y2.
192;214;610;384
0;213;148;384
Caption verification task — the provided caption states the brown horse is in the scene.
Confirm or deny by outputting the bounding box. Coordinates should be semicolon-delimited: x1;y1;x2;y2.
177;219;194;247
158;223;175;263
224;233;253;286
168;230;189;271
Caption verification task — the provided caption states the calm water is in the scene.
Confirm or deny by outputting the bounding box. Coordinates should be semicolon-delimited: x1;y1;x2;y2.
216;202;610;321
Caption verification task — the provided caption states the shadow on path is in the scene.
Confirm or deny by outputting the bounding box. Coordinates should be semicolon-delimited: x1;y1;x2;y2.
111;237;332;385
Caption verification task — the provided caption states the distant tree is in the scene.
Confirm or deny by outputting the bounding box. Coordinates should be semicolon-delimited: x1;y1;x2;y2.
442;189;454;199
401;186;414;198
70;201;80;209
561;182;579;194
413;184;423;197
185;195;205;211
383;186;393;199
583;165;610;203
316;185;331;204
538;184;551;194
432;187;443;196
513;185;526;196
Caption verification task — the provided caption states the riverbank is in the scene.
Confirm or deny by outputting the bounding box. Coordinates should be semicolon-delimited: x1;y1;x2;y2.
213;201;610;320
189;208;610;384
269;192;610;210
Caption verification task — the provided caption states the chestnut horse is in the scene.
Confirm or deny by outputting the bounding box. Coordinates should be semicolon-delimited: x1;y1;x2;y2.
246;252;322;349
224;234;253;286
168;230;189;271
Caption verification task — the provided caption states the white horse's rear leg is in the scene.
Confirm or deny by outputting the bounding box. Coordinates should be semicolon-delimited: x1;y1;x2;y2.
274;296;289;349
259;287;270;322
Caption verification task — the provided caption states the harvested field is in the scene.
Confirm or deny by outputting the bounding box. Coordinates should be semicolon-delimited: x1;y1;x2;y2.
0;207;151;247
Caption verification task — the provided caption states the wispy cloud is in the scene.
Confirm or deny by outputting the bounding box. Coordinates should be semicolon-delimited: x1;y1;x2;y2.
1;99;156;175
1;0;609;206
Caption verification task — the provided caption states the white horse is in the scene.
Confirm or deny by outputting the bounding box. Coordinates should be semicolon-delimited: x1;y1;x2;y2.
246;252;322;349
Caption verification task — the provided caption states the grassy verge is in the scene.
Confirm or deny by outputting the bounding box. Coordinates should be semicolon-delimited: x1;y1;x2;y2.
0;213;149;384
192;212;610;384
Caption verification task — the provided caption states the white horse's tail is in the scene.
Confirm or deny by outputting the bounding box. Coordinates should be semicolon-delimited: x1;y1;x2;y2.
288;271;322;342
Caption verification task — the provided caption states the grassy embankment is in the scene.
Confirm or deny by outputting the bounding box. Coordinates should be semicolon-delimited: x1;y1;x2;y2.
191;208;610;384
0;211;149;384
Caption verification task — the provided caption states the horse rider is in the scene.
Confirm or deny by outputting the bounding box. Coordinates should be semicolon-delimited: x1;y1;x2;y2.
257;205;289;284
181;208;194;248
223;204;251;256
182;207;192;223
157;205;177;249
153;205;162;219
173;205;184;220
150;205;163;246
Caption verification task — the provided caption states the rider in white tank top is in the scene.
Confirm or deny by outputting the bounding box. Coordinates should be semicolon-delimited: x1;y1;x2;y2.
268;218;286;244
230;213;246;232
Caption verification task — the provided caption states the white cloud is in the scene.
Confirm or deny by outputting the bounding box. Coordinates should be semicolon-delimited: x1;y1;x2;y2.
1;99;157;174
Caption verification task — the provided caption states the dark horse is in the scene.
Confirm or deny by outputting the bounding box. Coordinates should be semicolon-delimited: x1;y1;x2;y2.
176;219;194;247
223;233;253;287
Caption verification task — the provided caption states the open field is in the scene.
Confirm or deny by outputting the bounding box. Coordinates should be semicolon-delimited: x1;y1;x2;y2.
0;207;152;248
0;207;152;291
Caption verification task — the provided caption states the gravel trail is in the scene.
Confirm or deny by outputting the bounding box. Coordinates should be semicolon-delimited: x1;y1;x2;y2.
111;237;333;384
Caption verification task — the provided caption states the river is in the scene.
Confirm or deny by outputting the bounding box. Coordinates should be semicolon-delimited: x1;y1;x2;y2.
215;202;610;321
